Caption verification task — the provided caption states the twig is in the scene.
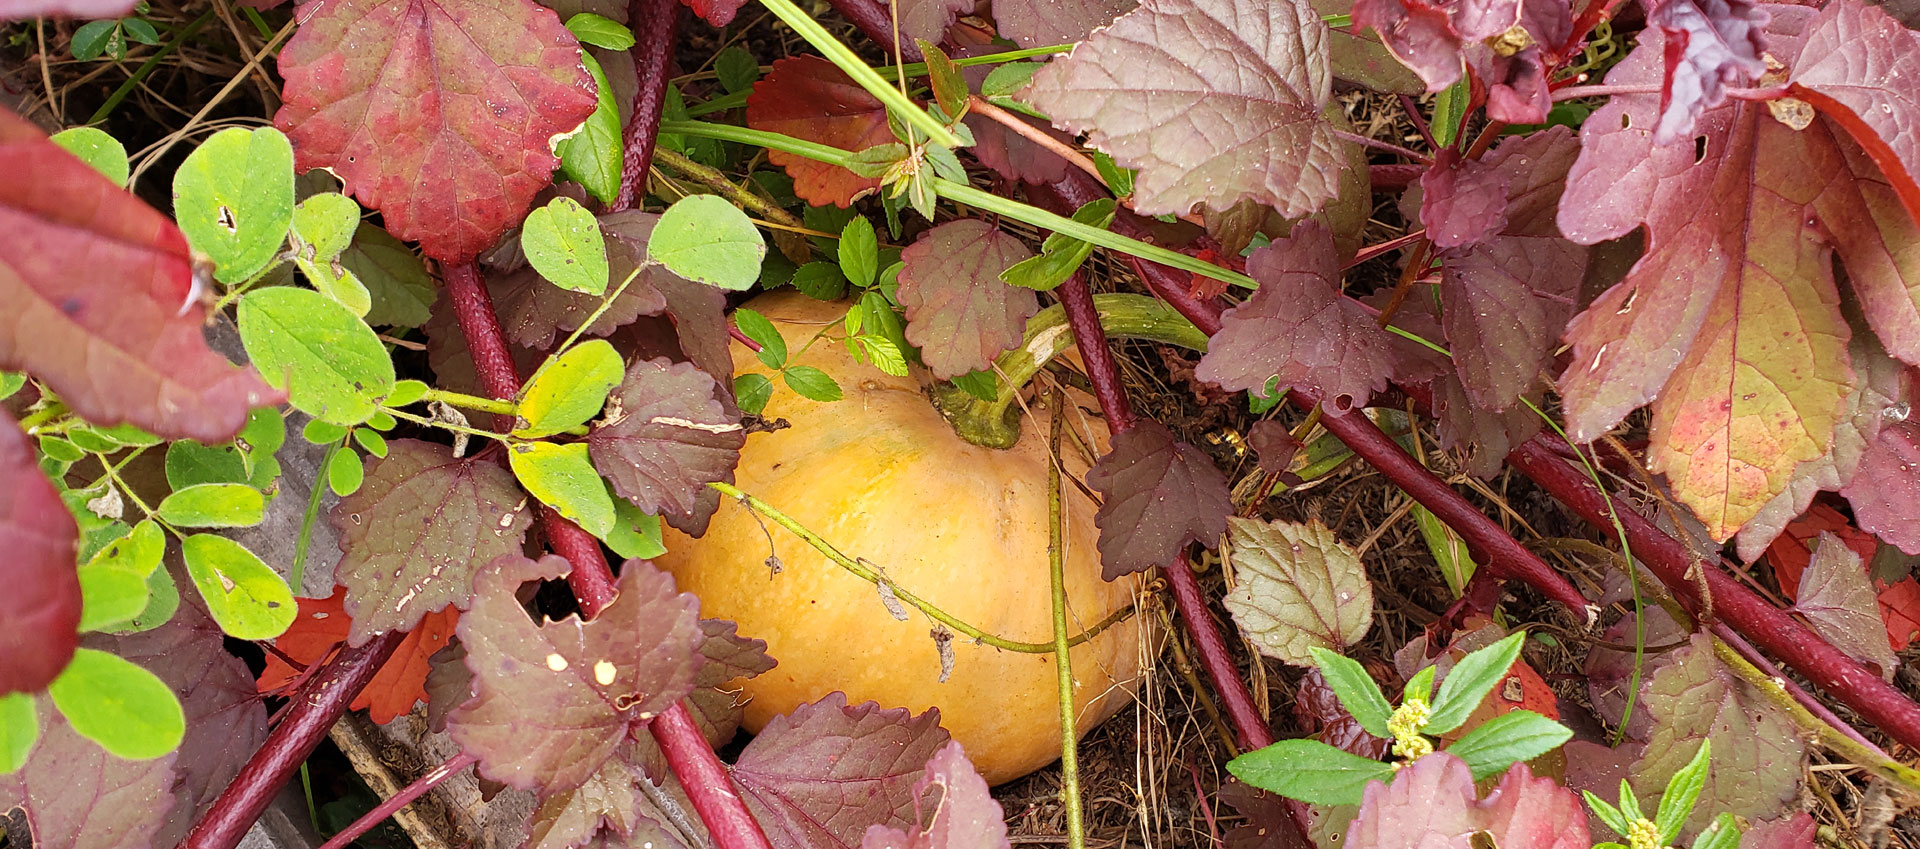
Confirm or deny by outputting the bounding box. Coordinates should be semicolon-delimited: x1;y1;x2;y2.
649;702;771;847
1331;128;1432;163
614;0;684;211
313;754;478;849
180;632;407;849
654;147;806;234
971;97;1108;189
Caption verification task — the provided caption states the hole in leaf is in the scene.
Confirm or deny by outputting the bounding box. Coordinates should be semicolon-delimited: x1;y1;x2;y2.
1694;136;1709;164
217;205;237;233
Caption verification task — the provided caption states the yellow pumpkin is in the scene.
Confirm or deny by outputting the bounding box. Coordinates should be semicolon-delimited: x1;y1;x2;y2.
656;291;1151;784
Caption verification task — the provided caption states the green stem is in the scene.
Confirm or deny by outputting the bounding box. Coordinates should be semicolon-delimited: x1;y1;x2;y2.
1047;394;1086;849
419;389;517;418
16;401;67;433
290;438;340;593
941;293;1208;449
750;0;962;148
1710;638;1920;795
681;44;1070;118
381;407;516;442
89;7;218;125
706;481;1134;653
659;120;856;167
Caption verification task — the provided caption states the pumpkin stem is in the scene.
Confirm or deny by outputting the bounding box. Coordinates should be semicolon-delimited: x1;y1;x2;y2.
938;293;1209;448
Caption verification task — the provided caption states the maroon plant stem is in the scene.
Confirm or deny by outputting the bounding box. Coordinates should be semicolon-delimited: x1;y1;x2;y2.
1164;555;1273;752
1553;0;1632;62
442;261;771;849
1056;273;1136;430
1507;439;1920;751
1710;623;1889;758
614;0;683;212
314;754;479;849
1370;163;1426;192
179;632;406;849
820;0;922;61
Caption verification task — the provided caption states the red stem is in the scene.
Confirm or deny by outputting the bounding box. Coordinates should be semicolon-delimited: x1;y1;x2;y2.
1369;164;1427;193
178;632;407;849
819;0;922;61
1507;438;1920;750
1058;278;1135;430
314;754;479;849
442;261;770;849
614;0;683;212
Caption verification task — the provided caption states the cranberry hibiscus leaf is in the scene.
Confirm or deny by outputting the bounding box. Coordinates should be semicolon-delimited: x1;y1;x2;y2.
1557;6;1920;540
859;742;1010;849
1087;420;1234;579
274;0;599;262
1843;420;1920;555
1021;0;1345;218
896;220;1039;380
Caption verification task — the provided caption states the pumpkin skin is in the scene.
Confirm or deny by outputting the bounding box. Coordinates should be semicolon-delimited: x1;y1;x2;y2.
656;291;1151;784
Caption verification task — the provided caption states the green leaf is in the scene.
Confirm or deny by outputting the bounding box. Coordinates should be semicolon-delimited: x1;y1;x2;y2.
299;257;373;317
515;339;625;437
39;435;84;463
1090;151;1135;198
782;365;842;402
564;12;635;49
1442;709;1572;780
47;648;185;760
734;308;787;369
292;192;361;260
1692;814;1742;849
238;286;396;426
180;534;296;639
1619;778;1645;824
1000;198;1115;290
916;39;969;122
0;693;35;774
303;418;350;445
1584;791;1630;838
75;521;164;632
353;427;388;458
1404;664;1435;705
71;20;117;60
340;222;437;328
165;440;246;489
1309;647;1392;738
735;373;774;415
981;62;1043;98
791;261;848;300
0;371;24;401
67;423;159;452
1226;739;1396;806
172;126;295;283
1656;740;1712;843
1427;630;1525;734
123;566;181;633
523;196;611;295
649;194;766;290
50;127;129;186
1431;78;1469;148
156;483;266;528
558;53;625;206
715;45;760;93
327;447;364;496
508;441;616;537
838;215;879;289
949;370;997;402
120;17;158;43
607;498;668;559
240;406;287;456
386;379;430;407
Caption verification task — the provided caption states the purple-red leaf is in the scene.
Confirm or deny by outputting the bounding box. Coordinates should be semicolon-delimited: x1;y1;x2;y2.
330;439;534;645
1477;761;1590;849
683;0;746;25
1346;754;1588;849
895;220;1039;379
587;357;744;526
1021;0;1344;218
0;410;78;695
0;108;277;444
1642;0;1770;144
1219;779;1314;849
1630;633;1806;834
1087;419;1233;579
686;618;776;746
732;693;951;849
1352;0;1465;90
449;555;703;791
859;742;1009;849
747;57;893;208
994;0;1136;47
274;0;598;262
0;704;176;849
524;755;689;849
1794;532;1899;677
1843;420;1920;555
1419;151;1510;250
495;211;676;349
1791;0;1920;224
1741;814;1818;849
1195;222;1393;412
1293;668;1393;760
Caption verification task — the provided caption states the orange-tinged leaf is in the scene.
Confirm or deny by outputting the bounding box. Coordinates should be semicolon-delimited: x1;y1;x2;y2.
746;57;893;208
0;107;277;444
273;0;599;262
1791;0;1920;226
1766;504;1920;651
257;586;457;724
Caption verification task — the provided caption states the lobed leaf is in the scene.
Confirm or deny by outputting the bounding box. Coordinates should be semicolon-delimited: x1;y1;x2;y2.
896;220;1040;379
589;357;745;526
746;57;893;207
1223;518;1374;667
1793;532;1899;676
1476;760;1592;849
1790;0;1920;225
860;742;1010;849
1087;420;1234;579
1843;420;1920;556
1740;813;1816;849
0;108;277;443
994;0;1135;47
0;411;79;695
0;699;176;849
330;439;533;644
1021;0;1344;217
273;0;599;262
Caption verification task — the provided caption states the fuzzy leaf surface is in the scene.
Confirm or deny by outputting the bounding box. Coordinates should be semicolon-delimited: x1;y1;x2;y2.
859;742;1009;849
994;0;1136;46
330;439;533;644
0;109;275;443
257;586;459;723
1223;518;1373;666
732;693;951;849
895;220;1039;379
450;555;702;791
1021;0;1343;217
273;0;598;261
1630;634;1806;834
746;57;892;207
0;412;78;695
588;357;744;526
1195;222;1392;411
1795;531;1900;676
1087;420;1234;579
1843;420;1920;555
